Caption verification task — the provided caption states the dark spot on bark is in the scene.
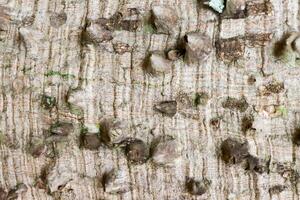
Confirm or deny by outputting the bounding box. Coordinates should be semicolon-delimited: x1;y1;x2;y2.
27;138;46;158
37;161;56;191
127;8;140;16
0;188;7;200
269;185;286;195
210;117;221;130
184;32;212;64
291;36;300;53
246;1;273;16
118;20;140;31
101;169;115;192
7;191;17;200
216;37;245;62
35;178;47;190
143;11;157;33
151;5;178;34
144;52;172;75
41;94;56;110
96;12;140;32
261;81;284;96
81;17;114;45
245;33;273;47
150;135;180;166
220;138;249;164
292;127;300;146
167;49;183;61
98;120;111;147
79;127;101;150
94;18;113;31
113;42;131;54
38;173;48;190
275;163;299;184
186;178;209;196
0;7;9;19
175;92;193;109
50;122;74;136
194;92;209;106
154;101;177;117
164;38;186;61
82;21;113;44
5;137;20;150
265;82;284;94
243;155;267;174
222;0;246;19
7;183;28;200
57;184;67;191
81;133;101;150
49;12;67;28
110;12;123;26
288;170;299;185
22;15;35;26
229;9;246;19
141;53;152;74
123;138;149;164
222;96;249;112
100;169;131;194
247;75;256;85
273;34;291;58
241;115;254;133
226;10;246;19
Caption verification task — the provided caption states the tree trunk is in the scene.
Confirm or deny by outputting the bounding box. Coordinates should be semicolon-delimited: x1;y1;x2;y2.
0;0;300;199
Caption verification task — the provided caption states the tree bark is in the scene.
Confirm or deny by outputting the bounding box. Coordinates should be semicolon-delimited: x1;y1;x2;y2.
0;0;300;199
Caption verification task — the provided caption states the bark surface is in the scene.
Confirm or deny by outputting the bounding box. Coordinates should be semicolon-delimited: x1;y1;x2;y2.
0;0;300;200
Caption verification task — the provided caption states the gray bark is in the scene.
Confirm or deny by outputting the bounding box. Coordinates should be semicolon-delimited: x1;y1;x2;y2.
0;0;300;199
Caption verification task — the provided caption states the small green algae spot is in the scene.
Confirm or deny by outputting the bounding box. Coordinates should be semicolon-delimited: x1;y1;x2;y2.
68;103;84;117
143;24;156;34
45;70;75;80
41;95;56;110
277;106;288;117
80;125;88;134
193;92;209;106
0;131;5;145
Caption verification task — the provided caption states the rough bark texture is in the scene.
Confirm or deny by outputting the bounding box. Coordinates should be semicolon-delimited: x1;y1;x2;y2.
0;0;300;200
